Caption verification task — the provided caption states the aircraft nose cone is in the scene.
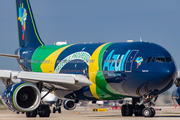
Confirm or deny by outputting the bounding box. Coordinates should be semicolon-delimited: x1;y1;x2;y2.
163;63;177;77
155;63;177;93
147;63;177;95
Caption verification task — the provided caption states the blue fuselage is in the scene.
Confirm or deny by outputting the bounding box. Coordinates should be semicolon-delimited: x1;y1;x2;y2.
16;42;177;100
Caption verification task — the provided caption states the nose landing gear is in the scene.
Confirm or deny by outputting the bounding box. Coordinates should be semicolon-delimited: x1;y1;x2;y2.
142;107;155;117
141;95;157;117
53;99;62;113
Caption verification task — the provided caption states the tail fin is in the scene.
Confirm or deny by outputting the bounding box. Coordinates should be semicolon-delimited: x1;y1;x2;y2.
16;0;44;48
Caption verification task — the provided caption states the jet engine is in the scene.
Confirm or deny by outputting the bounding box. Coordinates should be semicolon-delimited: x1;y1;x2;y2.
172;86;180;105
63;100;76;110
1;82;41;112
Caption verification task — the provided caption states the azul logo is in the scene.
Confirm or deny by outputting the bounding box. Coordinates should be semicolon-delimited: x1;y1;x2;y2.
18;3;27;40
103;50;131;71
135;56;143;69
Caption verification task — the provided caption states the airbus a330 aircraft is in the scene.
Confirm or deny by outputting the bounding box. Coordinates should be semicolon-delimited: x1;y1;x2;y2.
0;0;177;118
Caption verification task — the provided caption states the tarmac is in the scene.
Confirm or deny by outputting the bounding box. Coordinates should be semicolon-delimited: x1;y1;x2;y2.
0;106;180;120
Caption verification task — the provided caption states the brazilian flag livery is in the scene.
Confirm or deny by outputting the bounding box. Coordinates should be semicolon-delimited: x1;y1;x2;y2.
29;42;132;100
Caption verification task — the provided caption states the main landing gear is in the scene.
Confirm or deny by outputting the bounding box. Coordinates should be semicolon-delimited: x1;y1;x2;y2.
26;82;58;117
26;99;63;117
121;97;156;117
26;104;50;117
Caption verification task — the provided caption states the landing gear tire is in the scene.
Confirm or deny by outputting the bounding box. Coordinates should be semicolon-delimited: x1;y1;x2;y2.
26;109;37;117
53;107;61;113
134;104;145;116
121;104;133;116
53;107;56;113
142;107;155;117
39;105;50;117
58;107;61;113
150;107;156;117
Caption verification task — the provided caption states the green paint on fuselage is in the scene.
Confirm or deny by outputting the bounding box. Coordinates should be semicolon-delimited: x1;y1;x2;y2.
31;45;70;72
96;42;125;100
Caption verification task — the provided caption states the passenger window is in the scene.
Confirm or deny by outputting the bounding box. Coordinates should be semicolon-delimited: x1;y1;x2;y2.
145;57;152;63
156;57;165;62
166;57;173;62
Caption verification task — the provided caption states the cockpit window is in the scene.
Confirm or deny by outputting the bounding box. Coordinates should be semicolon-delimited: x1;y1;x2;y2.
145;57;152;63
150;57;155;62
145;57;155;63
166;57;173;62
156;57;165;62
146;56;173;63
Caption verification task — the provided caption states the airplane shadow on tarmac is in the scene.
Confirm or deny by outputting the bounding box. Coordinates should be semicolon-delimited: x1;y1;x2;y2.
88;115;121;118
88;115;180;118
154;116;180;117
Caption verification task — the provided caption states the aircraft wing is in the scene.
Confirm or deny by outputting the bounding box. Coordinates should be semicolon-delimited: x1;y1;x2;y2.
0;70;92;91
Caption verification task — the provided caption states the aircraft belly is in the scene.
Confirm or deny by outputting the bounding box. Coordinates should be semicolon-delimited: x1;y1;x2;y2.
54;89;73;100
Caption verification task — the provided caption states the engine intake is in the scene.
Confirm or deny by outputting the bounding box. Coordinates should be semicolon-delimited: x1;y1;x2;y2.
1;82;41;112
172;86;180;105
63;100;76;110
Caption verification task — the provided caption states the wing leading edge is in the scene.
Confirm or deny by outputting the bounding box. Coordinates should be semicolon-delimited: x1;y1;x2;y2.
0;70;92;91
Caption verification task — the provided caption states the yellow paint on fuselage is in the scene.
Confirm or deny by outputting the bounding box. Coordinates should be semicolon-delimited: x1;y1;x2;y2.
40;45;72;73
88;43;109;100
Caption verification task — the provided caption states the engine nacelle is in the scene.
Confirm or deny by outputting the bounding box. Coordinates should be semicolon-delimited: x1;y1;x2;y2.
1;82;41;112
172;86;180;105
63;100;76;110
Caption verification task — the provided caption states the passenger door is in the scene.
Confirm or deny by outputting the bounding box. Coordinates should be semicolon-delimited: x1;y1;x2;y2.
125;50;139;72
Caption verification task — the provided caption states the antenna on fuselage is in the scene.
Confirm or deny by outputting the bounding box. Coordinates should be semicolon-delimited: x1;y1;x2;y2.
54;41;67;45
140;37;142;42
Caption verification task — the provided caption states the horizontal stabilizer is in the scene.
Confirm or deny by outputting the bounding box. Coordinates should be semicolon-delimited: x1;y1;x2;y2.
0;53;19;59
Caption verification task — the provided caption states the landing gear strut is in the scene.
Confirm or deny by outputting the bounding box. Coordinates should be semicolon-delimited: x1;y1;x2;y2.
141;95;156;117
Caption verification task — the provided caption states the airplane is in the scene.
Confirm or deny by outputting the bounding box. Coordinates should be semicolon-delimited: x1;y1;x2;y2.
0;0;177;118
